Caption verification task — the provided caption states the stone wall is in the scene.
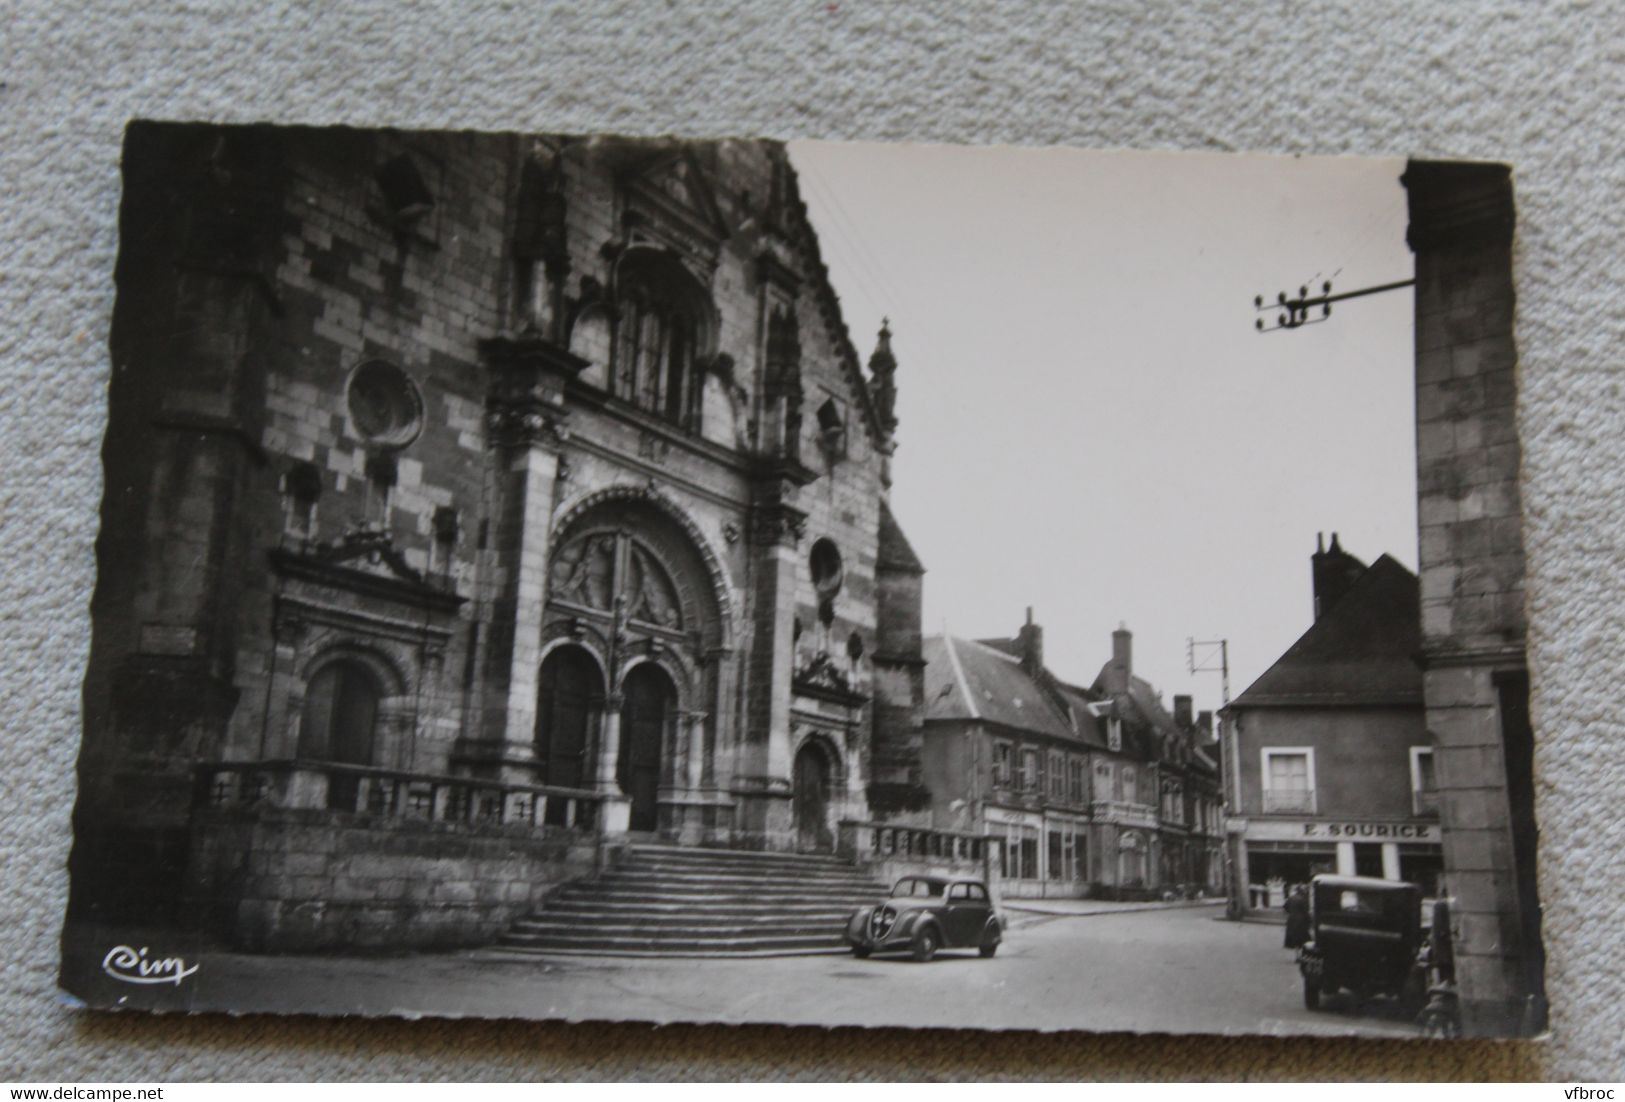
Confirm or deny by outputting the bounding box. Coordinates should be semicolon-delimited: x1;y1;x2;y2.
1406;158;1544;1036
187;808;598;952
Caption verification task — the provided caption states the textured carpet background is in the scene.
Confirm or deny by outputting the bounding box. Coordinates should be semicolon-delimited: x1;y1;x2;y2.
4;0;1623;1082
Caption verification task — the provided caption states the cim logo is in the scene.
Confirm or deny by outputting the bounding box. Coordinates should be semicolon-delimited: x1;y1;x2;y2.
101;944;199;986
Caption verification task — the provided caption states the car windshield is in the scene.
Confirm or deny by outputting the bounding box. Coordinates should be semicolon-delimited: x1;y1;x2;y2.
891;877;945;898
1316;884;1416;925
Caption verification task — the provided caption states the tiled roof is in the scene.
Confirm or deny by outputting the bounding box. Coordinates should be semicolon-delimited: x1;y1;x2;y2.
923;635;1097;745
1228;553;1423;709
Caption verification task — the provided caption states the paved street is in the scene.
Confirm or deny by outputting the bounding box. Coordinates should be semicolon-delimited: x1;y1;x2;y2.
64;905;1421;1037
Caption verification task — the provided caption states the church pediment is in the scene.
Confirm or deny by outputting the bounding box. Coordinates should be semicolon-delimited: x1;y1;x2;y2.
269;531;464;615
621;149;729;258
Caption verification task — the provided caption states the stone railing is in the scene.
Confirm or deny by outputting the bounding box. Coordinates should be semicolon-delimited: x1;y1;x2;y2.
195;759;604;832
1413;788;1440;816
841;820;988;863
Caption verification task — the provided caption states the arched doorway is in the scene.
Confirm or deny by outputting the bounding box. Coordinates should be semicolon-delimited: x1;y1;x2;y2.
299;657;381;810
620;664;673;833
537;646;603;824
792;741;835;853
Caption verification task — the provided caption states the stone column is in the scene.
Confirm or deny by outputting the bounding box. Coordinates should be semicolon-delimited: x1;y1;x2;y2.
1335;841;1357;876
685;711;708;791
464;333;587;783
733;463;811;849
1381;843;1402;881
596;695;624;790
1405;159;1542;1036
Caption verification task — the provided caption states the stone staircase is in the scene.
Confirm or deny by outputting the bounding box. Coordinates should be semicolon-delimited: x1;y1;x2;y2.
494;843;890;956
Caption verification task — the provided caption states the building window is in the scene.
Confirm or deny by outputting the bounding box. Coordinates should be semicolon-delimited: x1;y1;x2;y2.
1410;746;1439;816
1121;765;1137;805
1069;758;1086;802
613;251;710;431
992;741;1013;788
1262;748;1316;814
280;461;322;543
1021;832;1040;880
815;396;846;459
1094;760;1112;802
1048;751;1065;798
347;359;424;449
1019;748;1039;792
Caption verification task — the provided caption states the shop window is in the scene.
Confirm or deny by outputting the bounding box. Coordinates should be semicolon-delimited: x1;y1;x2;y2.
1021;833;1039;880
1262;748;1316;814
1048;830;1064;880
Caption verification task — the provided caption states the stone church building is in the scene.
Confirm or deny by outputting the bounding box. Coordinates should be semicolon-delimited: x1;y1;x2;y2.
73;123;930;948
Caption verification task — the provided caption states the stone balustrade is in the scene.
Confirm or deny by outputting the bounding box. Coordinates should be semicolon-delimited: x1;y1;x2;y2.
195;759;604;832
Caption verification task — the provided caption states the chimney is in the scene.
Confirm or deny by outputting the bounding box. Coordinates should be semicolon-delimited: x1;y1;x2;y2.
1196;709;1214;738
1311;531;1367;622
1173;694;1193;730
1017;606;1044;676
1106;623;1132;695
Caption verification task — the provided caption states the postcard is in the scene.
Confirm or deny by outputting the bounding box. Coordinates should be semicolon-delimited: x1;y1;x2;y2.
60;122;1542;1039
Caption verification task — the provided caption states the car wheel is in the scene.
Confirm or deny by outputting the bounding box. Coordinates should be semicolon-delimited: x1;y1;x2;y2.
1303;976;1321;1011
851;946;871;959
979;940;998;958
911;925;939;963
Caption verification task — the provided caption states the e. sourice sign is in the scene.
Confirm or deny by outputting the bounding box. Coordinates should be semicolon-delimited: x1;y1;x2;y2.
1246;819;1439;842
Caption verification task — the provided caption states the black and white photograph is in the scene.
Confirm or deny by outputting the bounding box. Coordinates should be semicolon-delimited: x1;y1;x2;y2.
58;121;1543;1041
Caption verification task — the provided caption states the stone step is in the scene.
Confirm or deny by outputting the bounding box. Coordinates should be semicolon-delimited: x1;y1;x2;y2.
542;898;866;917
508;918;850;938
566;872;883;891
559;884;890;903
625;844;854;869
492;842;887;958
498;930;847;953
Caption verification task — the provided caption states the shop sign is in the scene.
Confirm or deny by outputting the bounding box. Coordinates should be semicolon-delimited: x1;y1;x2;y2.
1245;818;1437;842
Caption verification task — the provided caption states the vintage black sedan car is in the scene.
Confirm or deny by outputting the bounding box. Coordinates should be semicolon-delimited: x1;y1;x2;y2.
1297;874;1429;1011
844;875;1003;961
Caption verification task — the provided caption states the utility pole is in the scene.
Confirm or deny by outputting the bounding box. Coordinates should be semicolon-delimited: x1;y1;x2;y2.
1252;277;1415;333
1189;636;1240;918
1187;637;1229;708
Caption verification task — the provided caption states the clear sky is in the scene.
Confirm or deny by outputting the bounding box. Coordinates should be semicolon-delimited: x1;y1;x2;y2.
788;140;1416;713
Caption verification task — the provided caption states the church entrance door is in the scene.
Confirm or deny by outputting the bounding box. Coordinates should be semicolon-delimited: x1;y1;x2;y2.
619;665;671;833
537;646;602;825
793;743;833;853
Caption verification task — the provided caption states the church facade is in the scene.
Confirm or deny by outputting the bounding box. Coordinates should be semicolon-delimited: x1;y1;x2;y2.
73;123;929;946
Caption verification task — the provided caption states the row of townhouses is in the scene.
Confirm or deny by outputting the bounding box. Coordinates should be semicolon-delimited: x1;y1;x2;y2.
922;618;1224;900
